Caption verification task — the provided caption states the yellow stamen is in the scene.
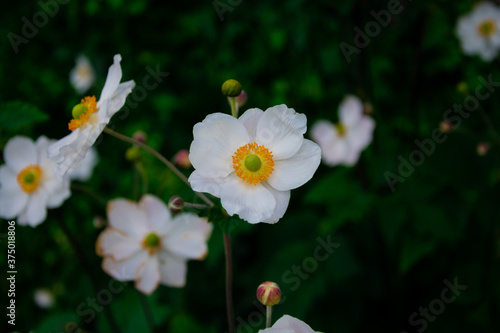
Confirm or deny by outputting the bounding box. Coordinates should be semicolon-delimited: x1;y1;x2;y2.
68;96;97;131
232;143;274;186
334;122;347;137
17;165;42;193
478;19;497;37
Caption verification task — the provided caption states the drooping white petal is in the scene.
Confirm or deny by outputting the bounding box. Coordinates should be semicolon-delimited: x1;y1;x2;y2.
102;250;148;281
256;105;306;160
266;139;321;191
107;199;150;239
96;228;142;261
164;213;212;259
271;315;316;333
339;95;364;127
99;54;123;103
139;194;171;231
239;108;264;141
4;136;37;174
158;251;187;287
261;183;290;224
22;191;49;227
0;165;28;219
135;256;161;295
105;80;136;117
219;173;276;224
189;113;250;178
67;147;99;181
188;170;224;198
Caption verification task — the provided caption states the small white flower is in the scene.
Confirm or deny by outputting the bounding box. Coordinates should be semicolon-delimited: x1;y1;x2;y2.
311;96;375;167
70;55;95;95
49;54;135;177
188;105;321;224
34;288;54;309
0;136;71;227
66;147;98;181
456;2;500;61
259;315;318;333
96;194;213;295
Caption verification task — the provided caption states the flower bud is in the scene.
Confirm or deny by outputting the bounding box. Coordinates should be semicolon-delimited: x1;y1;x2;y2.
363;102;373;115
477;142;490;156
457;81;468;94
235;90;247;108
439;120;453;133
133;130;148;144
257;281;281;306
93;216;106;229
221;79;242;97
174;150;191;169
125;146;141;162
168;195;184;214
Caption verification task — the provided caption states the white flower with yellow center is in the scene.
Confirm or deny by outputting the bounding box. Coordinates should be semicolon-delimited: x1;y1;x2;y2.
70;55;95;95
456;2;500;61
259;315;318;333
48;54;135;177
96;195;213;295
311;96;374;167
188;105;321;224
0;136;70;227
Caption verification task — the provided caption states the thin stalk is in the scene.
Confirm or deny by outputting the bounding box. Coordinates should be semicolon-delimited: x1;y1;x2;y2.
224;233;235;333
266;306;273;328
230;97;238;118
137;291;156;333
71;183;107;206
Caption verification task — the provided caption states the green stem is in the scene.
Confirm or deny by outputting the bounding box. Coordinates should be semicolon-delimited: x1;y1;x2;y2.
224;233;235;333
230;97;238;118
137;291;156;333
266;306;272;328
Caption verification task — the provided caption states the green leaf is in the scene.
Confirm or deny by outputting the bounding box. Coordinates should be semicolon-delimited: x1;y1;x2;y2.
0;101;48;132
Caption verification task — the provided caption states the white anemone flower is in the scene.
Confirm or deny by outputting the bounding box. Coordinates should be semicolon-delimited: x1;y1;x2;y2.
311;96;375;167
48;54;135;177
70;55;95;95
66;147;98;182
96;195;213;295
456;2;500;61
188;105;321;224
0;136;71;227
259;315;319;333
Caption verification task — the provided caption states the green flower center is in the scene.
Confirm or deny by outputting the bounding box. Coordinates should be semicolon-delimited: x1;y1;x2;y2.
478;20;497;37
72;103;88;119
23;172;36;184
334;122;347;137
244;154;262;172
144;232;160;249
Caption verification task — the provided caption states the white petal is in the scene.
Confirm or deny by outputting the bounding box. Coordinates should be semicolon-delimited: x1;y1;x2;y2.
340;148;361;166
23;191;48;227
479;45;499;61
67;147;99;181
135;256;161;295
164;213;212;259
238;108;264;141
4;136;37;173
261;183;290;224
272;315;316;333
70;55;95;95
96;228;142;261
139;194;171;231
45;178;71;208
220;173;276;224
256;105;306;160
158;252;187;287
310;120;336;148
189;113;250;178
267;139;321;191
99;54;123;102
102;250;148;281
105;80;135;117
188;170;223;198
321;138;349;166
339;95;363;127
347;116;375;150
107;199;150;238
0;165;28;219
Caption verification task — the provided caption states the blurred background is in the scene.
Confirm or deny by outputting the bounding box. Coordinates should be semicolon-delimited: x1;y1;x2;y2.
1;0;500;332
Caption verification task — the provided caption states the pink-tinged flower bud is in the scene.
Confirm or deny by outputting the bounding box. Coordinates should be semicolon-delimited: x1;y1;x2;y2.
133;130;147;144
257;281;281;306
168;196;184;214
235;90;247;108
477;142;490;156
174;150;191;169
439;120;453;133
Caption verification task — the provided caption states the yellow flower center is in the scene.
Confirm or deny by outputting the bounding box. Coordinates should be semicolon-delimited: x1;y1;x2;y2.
478;19;497;37
232;142;274;186
68;96;97;131
17;165;42;193
143;232;161;254
334;122;347;137
77;65;91;78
